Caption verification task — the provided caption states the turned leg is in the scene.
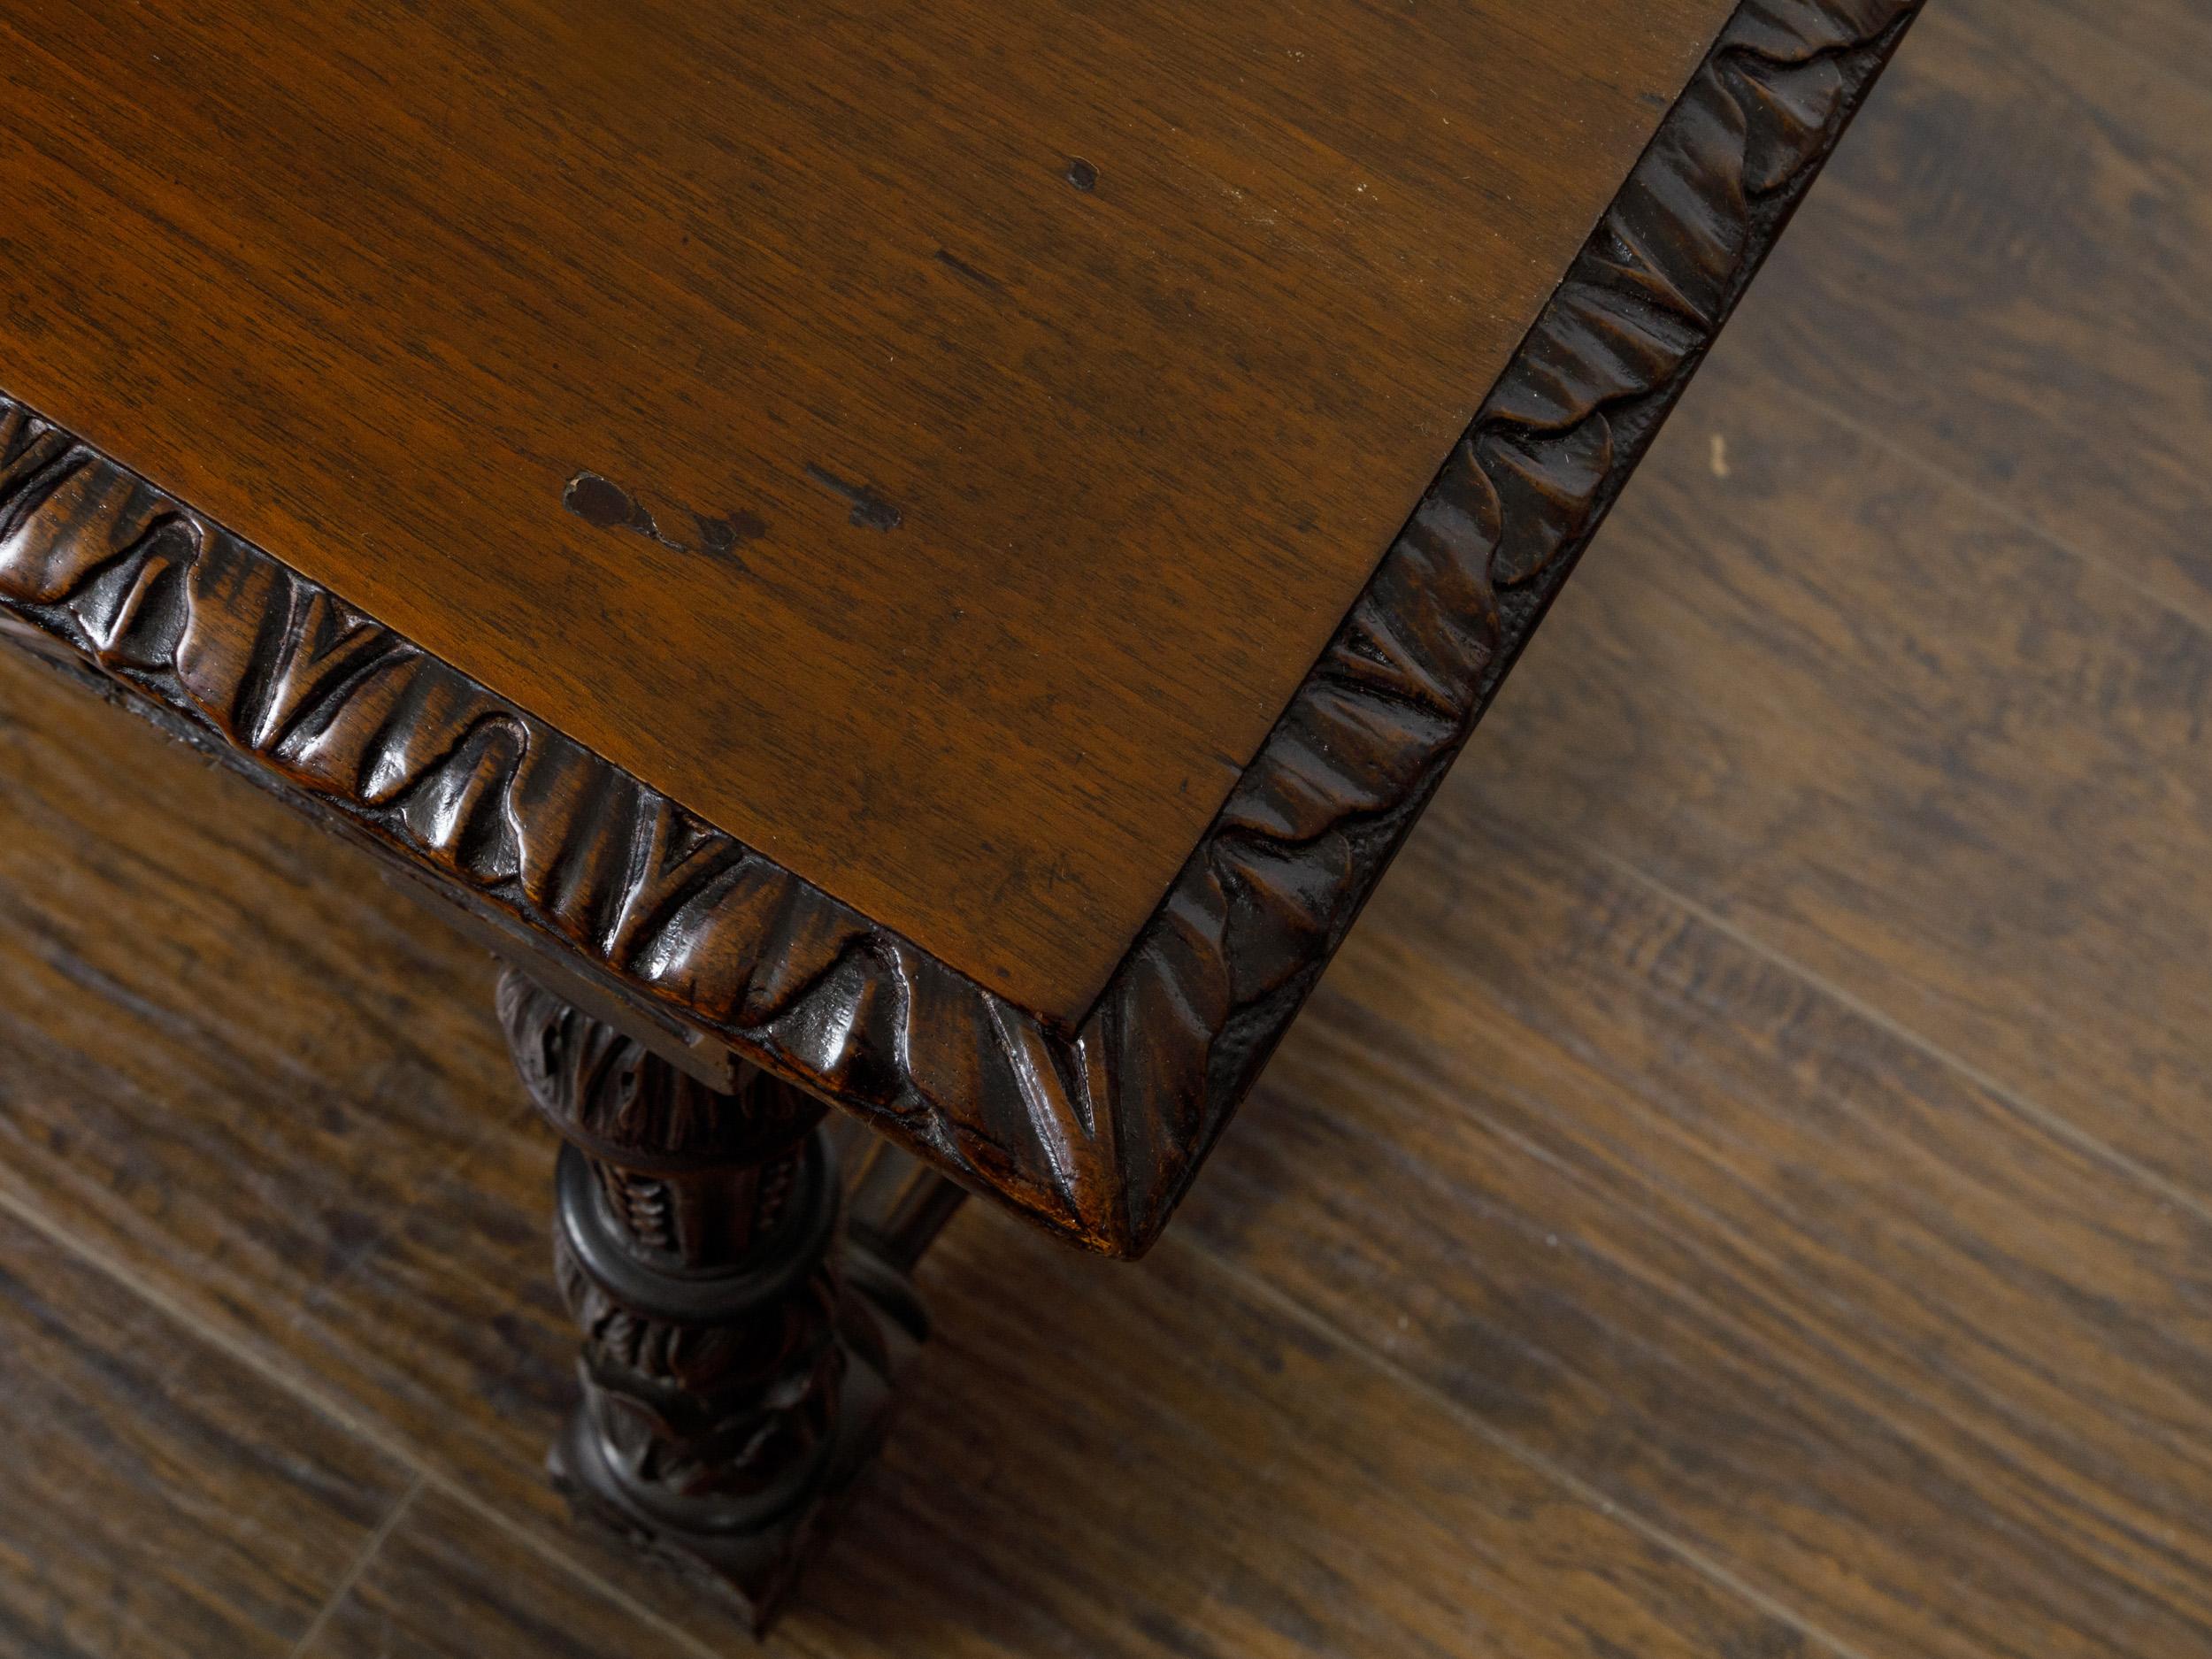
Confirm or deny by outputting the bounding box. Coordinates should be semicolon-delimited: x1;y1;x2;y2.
494;968;946;1629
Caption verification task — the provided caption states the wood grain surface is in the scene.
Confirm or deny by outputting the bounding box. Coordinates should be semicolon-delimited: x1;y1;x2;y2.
0;0;1732;1018
0;0;2206;1653
0;1209;408;1658
0;0;1917;1255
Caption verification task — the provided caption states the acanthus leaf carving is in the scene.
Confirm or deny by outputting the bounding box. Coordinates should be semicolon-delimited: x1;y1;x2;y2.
0;0;1920;1256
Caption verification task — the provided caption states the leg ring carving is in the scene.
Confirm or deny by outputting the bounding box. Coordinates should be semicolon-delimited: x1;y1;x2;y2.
495;967;925;1630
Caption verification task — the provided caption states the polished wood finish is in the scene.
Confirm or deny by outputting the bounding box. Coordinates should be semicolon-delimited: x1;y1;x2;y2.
0;0;1736;1020
0;0;1920;1254
7;39;2212;1625
495;968;935;1622
0;1;1924;1619
0;0;1940;1632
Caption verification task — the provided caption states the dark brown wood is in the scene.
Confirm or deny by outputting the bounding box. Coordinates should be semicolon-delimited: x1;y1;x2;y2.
1179;322;2212;1654
1466;0;2212;1210
0;0;1924;1254
831;1125;974;1277
0;0;1738;1021
495;967;926;1628
0;1205;411;1659
1732;0;2212;630
0;644;1819;1659
293;1488;732;1659
3;2;2209;1648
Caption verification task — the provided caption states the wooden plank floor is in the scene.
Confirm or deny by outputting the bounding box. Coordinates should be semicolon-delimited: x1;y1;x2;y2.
1;2;2206;1652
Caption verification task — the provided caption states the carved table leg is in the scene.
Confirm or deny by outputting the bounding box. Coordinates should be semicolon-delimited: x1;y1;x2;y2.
494;968;935;1630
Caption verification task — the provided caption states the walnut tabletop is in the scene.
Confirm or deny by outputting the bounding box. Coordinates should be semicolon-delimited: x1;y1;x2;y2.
0;0;1918;1259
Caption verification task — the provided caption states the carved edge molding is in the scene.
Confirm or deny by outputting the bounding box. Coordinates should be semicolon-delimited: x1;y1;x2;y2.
0;0;1919;1256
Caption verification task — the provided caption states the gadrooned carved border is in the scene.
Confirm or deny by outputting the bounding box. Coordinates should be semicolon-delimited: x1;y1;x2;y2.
0;0;1920;1255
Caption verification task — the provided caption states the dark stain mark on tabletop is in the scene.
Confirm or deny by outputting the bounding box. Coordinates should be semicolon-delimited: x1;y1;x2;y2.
564;470;649;534
563;471;764;569
693;507;768;559
934;247;1005;294
804;464;902;532
1064;157;1099;192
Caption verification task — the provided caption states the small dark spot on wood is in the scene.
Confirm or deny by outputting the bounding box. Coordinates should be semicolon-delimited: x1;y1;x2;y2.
565;471;645;532
694;513;735;558
804;463;903;532
566;470;763;570
934;247;1004;293
693;509;768;561
1064;157;1098;192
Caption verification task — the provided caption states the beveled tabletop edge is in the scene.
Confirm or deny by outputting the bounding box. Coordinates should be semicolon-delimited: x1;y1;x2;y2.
0;0;1919;1256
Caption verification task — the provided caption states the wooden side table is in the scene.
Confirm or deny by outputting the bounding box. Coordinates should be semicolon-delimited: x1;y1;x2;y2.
0;0;1920;1629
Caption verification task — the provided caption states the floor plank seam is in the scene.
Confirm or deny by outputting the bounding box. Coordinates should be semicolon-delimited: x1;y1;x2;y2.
1594;848;2212;1233
282;1089;539;1339
1761;369;2212;644
1181;1236;1883;1659
1347;950;2185;1495
283;1472;426;1659
0;1175;735;1659
1334;1015;2072;1484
